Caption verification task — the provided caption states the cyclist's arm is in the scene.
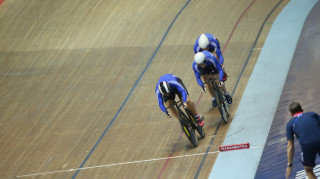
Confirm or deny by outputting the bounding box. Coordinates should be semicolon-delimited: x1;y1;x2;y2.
175;85;188;104
207;34;223;64
216;48;224;65
193;42;200;53
215;60;224;82
193;66;204;88
156;90;167;113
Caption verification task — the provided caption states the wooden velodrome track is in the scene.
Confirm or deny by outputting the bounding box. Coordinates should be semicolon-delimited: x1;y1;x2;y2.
0;0;290;178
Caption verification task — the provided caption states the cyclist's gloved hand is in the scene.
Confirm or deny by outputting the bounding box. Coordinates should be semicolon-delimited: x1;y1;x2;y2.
223;72;228;81
202;85;207;93
219;81;224;87
183;103;187;108
166;111;171;118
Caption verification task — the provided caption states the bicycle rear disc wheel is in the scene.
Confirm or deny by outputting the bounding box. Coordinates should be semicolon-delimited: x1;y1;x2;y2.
218;105;228;123
223;102;230;117
215;91;228;123
179;113;199;147
196;125;206;138
184;109;205;138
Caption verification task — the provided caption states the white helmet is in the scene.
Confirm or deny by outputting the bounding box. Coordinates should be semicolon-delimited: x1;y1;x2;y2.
194;52;206;64
199;34;209;49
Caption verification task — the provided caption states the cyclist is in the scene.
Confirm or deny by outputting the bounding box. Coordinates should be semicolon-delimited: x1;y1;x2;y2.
193;51;232;107
193;33;225;65
194;33;228;79
155;74;204;126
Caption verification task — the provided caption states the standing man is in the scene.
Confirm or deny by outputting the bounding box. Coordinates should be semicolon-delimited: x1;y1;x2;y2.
286;102;320;179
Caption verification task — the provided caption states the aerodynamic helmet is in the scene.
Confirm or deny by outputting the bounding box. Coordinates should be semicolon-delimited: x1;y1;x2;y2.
158;81;171;95
194;52;206;64
199;34;209;50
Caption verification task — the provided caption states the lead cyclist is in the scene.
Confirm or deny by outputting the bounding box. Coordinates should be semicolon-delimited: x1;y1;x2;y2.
155;74;205;126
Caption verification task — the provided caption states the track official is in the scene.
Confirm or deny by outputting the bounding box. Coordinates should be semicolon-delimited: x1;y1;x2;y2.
285;102;320;179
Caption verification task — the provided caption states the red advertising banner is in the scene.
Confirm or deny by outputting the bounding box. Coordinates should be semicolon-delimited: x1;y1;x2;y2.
219;143;250;152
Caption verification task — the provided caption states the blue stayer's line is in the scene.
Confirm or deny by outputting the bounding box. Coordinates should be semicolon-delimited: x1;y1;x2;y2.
72;1;191;178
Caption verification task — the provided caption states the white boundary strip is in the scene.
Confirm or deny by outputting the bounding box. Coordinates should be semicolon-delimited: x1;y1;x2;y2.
16;146;263;178
209;0;318;178
15;151;219;178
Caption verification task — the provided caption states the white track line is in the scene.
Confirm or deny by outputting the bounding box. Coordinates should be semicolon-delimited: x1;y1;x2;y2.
16;146;261;178
16;152;218;178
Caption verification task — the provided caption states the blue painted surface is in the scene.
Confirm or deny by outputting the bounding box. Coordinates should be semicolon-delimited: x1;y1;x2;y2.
255;0;320;178
209;0;318;178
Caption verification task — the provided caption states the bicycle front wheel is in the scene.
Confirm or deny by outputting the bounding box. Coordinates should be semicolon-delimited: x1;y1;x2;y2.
218;105;228;123
178;112;199;147
216;91;228;123
223;102;230;117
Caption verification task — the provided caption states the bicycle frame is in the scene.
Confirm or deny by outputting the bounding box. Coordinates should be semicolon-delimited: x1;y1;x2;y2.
185;108;206;138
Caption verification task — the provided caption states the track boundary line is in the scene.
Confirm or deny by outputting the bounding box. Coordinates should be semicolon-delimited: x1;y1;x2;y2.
17;151;220;178
16;146;263;178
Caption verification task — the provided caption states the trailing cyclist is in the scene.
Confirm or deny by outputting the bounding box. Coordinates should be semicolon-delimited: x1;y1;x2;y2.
194;33;229;76
194;33;225;65
192;51;232;107
155;74;204;126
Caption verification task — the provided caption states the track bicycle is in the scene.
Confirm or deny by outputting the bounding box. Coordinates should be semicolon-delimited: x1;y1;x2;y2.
166;100;205;147
203;78;230;123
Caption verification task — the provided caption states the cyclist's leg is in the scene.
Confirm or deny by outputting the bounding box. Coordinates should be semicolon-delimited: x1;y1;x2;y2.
201;74;215;98
214;73;227;94
183;96;197;115
164;100;179;121
202;73;219;107
182;96;204;126
216;76;232;104
216;73;232;104
175;77;199;117
175;78;204;124
163;93;179;121
184;96;203;118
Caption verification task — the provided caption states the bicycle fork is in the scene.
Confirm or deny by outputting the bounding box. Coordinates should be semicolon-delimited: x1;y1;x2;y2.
178;114;192;137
